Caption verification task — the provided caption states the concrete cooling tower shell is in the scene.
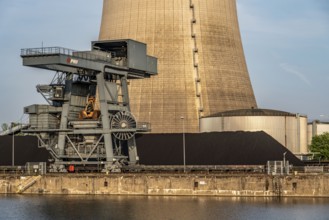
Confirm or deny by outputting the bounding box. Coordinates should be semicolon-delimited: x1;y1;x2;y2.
99;0;257;133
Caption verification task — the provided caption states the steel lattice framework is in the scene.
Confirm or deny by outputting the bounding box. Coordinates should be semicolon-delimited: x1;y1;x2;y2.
21;40;157;172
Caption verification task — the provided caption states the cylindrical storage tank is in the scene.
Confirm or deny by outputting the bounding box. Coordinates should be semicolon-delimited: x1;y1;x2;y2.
99;0;257;133
200;109;308;154
307;121;329;145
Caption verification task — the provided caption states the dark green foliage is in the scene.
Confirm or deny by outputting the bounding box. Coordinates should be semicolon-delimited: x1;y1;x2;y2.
310;132;329;160
1;123;8;131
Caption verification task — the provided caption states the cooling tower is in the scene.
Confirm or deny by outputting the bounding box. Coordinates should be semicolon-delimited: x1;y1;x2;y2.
99;0;257;133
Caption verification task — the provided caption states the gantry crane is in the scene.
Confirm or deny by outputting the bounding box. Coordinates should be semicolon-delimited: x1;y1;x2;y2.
21;40;157;172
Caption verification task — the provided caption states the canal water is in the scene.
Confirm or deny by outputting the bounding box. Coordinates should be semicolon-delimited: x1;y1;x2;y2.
0;195;328;220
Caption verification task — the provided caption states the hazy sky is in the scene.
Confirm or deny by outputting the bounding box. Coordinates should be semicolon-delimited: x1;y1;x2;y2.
237;0;329;122
0;0;328;125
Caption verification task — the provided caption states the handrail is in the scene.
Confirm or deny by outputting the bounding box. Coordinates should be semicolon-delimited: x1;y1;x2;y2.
21;47;114;64
21;47;75;56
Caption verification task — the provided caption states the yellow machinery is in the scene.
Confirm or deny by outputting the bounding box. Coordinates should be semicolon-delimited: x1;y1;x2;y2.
79;96;100;120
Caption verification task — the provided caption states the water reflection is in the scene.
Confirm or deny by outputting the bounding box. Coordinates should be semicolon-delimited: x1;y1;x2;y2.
0;195;328;220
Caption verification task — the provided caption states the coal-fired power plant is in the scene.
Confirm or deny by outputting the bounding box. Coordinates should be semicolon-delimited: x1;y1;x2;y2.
0;1;312;173
99;0;257;133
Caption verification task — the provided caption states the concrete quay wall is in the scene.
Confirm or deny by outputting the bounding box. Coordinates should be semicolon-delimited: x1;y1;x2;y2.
0;174;328;197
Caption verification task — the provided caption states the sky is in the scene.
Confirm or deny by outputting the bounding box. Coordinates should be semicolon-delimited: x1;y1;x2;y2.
0;0;328;126
237;0;329;122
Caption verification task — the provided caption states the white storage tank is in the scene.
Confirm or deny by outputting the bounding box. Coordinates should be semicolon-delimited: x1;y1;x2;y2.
200;109;308;154
307;121;329;145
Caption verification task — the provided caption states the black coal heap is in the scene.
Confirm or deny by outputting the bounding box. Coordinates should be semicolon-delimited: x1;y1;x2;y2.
0;136;50;166
0;131;303;166
136;131;304;166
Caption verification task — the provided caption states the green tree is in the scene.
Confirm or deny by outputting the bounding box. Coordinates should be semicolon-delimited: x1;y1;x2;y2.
1;123;8;131
310;132;329;160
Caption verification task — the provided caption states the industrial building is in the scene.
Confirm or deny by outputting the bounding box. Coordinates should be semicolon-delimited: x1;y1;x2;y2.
308;121;329;145
0;1;320;172
200;109;308;154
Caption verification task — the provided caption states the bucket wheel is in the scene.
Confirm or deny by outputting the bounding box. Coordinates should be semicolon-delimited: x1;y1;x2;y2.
110;111;136;140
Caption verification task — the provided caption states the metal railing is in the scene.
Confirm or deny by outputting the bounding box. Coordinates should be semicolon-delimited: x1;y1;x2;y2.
136;122;151;132
123;165;266;173
1;164;329;174
21;47;75;57
0;166;26;175
21;47;115;66
0;163;46;175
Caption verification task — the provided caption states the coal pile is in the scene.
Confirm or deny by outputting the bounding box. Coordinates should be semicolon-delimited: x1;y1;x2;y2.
0;136;50;166
0;131;303;166
136;131;304;166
